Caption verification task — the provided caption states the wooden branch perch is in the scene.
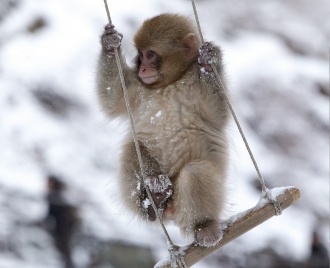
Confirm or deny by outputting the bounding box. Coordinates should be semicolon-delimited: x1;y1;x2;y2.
155;186;301;268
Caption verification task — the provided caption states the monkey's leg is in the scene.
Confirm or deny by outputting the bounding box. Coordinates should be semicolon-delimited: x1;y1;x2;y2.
118;141;145;219
174;160;226;247
119;141;173;222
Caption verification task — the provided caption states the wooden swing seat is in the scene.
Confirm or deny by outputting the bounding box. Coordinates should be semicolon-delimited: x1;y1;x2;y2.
155;186;301;268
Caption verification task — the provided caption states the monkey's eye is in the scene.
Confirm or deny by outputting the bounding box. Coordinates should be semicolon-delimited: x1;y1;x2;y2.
146;51;156;60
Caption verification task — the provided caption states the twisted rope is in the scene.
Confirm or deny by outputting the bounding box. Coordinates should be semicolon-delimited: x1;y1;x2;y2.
191;0;282;216
102;1;187;267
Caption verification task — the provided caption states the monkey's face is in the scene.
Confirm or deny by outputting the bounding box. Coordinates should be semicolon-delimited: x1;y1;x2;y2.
133;14;201;89
137;49;162;86
135;45;198;89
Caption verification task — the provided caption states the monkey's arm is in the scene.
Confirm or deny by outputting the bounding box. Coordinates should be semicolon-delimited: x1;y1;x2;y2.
198;42;229;118
97;24;136;117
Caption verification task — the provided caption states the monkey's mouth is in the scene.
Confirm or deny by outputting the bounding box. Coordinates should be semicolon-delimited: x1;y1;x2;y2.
141;75;158;84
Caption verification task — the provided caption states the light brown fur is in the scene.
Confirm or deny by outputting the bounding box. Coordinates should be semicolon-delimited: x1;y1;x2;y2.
97;14;229;247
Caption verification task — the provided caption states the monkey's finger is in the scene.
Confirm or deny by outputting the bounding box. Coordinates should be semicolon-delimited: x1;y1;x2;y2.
104;23;115;31
201;41;212;49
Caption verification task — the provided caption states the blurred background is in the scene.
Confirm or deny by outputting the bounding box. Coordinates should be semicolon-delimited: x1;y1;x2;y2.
0;0;328;267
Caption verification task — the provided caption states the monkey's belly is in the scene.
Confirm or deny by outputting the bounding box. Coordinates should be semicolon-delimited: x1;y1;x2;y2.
134;84;205;176
136;120;201;177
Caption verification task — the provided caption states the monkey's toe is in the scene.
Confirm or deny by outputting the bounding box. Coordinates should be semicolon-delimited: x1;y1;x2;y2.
143;175;173;221
194;220;223;248
146;203;157;222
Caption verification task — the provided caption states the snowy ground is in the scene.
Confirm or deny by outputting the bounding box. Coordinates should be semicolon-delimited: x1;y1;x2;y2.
0;0;328;267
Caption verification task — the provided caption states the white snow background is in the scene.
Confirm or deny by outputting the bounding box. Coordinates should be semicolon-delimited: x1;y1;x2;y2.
0;0;328;267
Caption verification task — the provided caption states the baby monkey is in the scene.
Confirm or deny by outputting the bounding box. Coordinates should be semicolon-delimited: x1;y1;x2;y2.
97;13;229;247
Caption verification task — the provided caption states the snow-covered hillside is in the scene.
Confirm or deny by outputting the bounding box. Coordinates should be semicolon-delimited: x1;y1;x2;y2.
0;0;328;267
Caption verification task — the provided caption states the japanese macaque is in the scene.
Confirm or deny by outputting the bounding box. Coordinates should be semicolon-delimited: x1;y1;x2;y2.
97;13;229;247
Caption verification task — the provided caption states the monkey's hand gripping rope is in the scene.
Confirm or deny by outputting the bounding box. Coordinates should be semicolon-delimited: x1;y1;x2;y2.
101;23;123;53
198;42;218;74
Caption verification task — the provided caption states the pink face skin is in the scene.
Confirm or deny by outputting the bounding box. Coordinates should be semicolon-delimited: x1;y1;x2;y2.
138;50;159;84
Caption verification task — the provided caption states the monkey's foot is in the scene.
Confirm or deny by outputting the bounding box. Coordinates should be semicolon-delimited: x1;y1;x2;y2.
143;175;173;221
194;220;223;248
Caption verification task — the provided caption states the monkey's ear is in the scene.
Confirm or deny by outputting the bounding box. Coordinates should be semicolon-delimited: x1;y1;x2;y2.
183;33;198;58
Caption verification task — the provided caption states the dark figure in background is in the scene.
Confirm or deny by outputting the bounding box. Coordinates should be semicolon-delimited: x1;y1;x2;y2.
45;175;78;268
306;232;329;268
